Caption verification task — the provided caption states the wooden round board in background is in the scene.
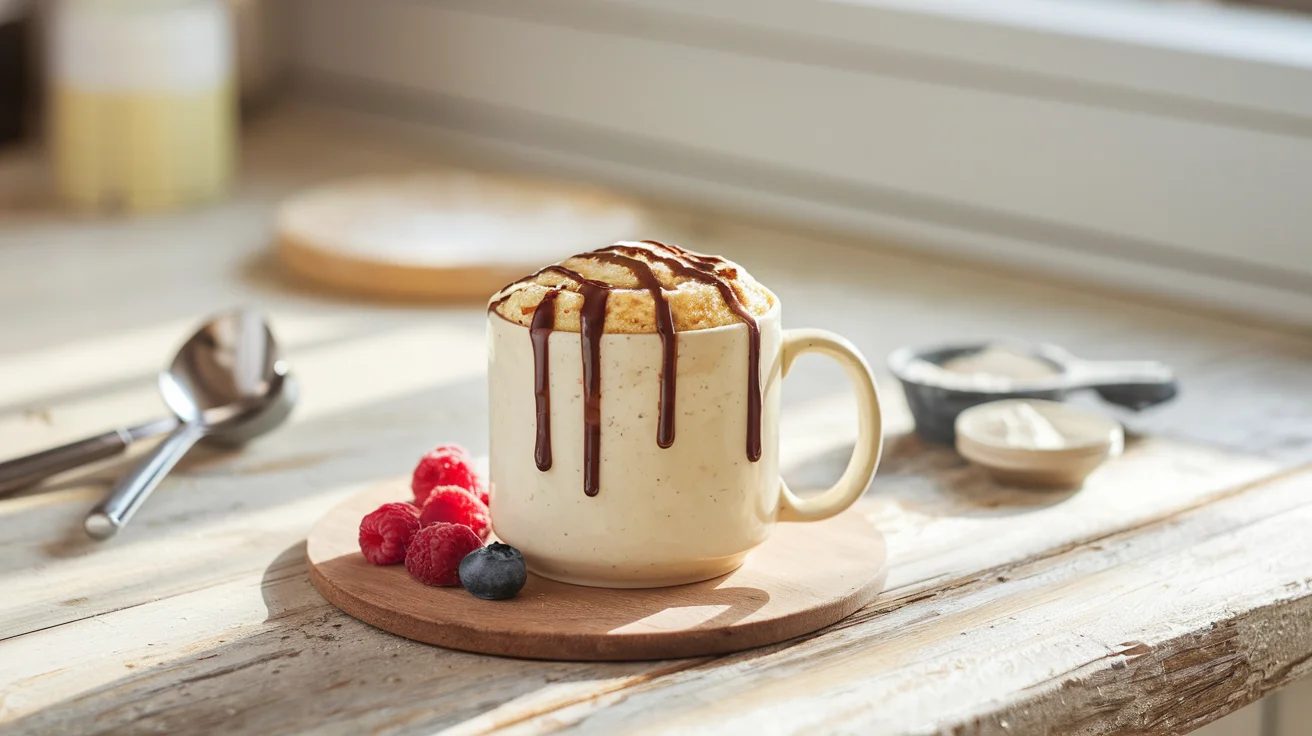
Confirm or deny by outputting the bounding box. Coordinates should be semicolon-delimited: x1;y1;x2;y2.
276;172;644;301
307;481;888;661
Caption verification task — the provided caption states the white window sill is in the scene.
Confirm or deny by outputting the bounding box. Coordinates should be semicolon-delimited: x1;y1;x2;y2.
289;0;1312;325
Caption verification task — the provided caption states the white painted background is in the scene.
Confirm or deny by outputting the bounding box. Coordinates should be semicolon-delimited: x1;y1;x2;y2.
287;0;1312;325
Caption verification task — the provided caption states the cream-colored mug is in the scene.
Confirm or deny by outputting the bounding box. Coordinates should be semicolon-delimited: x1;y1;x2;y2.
488;248;883;588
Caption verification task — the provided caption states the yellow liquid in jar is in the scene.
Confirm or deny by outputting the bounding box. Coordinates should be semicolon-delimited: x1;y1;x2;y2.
51;82;235;213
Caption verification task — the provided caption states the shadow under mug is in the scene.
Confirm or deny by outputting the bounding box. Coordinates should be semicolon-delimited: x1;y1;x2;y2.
488;301;883;588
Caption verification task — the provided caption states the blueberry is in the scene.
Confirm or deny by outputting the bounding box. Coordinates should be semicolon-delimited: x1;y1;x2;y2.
458;542;527;600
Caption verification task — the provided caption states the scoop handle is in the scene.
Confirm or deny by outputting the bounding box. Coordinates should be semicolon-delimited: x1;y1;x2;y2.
0;431;130;494
85;423;206;539
0;418;176;494
1064;359;1179;411
1063;359;1174;388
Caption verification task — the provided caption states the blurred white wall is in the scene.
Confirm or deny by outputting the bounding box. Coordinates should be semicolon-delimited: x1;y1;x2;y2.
286;0;1312;325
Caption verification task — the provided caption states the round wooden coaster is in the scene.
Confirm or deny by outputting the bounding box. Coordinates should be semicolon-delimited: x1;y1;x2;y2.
307;481;887;661
276;172;643;302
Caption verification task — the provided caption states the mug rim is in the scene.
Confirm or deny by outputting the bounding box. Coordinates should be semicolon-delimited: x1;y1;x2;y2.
487;290;781;336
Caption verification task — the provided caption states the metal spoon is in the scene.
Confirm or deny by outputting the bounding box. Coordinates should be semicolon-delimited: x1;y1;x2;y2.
0;312;295;495
0;417;179;495
0;310;273;495
84;309;298;539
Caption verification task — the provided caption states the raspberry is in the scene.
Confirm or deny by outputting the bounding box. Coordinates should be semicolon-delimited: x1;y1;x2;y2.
358;502;421;565
405;522;483;586
412;444;484;506
419;485;491;541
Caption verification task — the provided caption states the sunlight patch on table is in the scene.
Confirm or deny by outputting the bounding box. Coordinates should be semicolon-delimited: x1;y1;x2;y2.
608;605;733;635
0;313;362;409
290;323;487;423
0;482;370;639
0;321;486;458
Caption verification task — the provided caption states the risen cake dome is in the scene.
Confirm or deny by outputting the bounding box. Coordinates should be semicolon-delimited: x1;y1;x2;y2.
489;240;775;334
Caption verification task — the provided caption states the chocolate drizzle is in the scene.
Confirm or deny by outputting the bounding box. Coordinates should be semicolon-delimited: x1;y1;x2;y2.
577;280;609;497
529;288;560;471
590;251;678;448
490;241;765;496
607;241;762;462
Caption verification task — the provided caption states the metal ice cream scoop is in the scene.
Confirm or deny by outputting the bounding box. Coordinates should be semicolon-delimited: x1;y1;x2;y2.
83;308;297;539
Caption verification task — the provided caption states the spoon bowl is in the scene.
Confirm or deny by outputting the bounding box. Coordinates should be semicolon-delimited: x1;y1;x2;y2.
85;308;297;539
156;310;297;445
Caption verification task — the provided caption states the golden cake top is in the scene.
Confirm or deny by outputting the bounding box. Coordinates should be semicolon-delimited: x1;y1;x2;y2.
489;241;775;333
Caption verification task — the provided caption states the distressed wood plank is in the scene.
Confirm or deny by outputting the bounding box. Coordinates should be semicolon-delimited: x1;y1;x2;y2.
486;467;1312;736
5;465;1307;734
0;546;704;735
3;104;1312;735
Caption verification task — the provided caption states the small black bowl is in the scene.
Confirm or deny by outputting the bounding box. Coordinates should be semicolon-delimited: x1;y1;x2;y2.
888;341;1177;444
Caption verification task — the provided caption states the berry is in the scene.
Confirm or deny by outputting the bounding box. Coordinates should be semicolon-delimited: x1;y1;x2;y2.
412;445;484;506
358;503;421;565
419;485;491;541
405;522;483;586
459;542;528;600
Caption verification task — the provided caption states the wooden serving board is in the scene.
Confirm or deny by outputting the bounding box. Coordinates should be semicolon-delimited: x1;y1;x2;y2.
307;482;887;661
275;171;643;302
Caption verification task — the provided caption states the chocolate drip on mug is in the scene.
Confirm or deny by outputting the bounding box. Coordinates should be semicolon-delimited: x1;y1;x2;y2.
495;265;612;497
577;280;609;497
529;288;561;471
534;266;611;497
606;241;764;462
589;251;678;448
490;242;765;497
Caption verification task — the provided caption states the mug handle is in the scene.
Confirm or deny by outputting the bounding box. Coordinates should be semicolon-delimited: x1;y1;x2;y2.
776;329;883;522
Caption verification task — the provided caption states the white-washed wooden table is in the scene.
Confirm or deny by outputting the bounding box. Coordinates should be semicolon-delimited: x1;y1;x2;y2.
2;106;1312;735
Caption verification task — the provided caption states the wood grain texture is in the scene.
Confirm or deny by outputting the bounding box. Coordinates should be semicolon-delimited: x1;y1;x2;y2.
279;232;532;303
307;482;887;660
493;465;1312;735
274;172;642;302
2;104;1312;735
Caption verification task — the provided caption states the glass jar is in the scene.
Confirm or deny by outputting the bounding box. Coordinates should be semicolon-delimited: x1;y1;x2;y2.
48;0;235;213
